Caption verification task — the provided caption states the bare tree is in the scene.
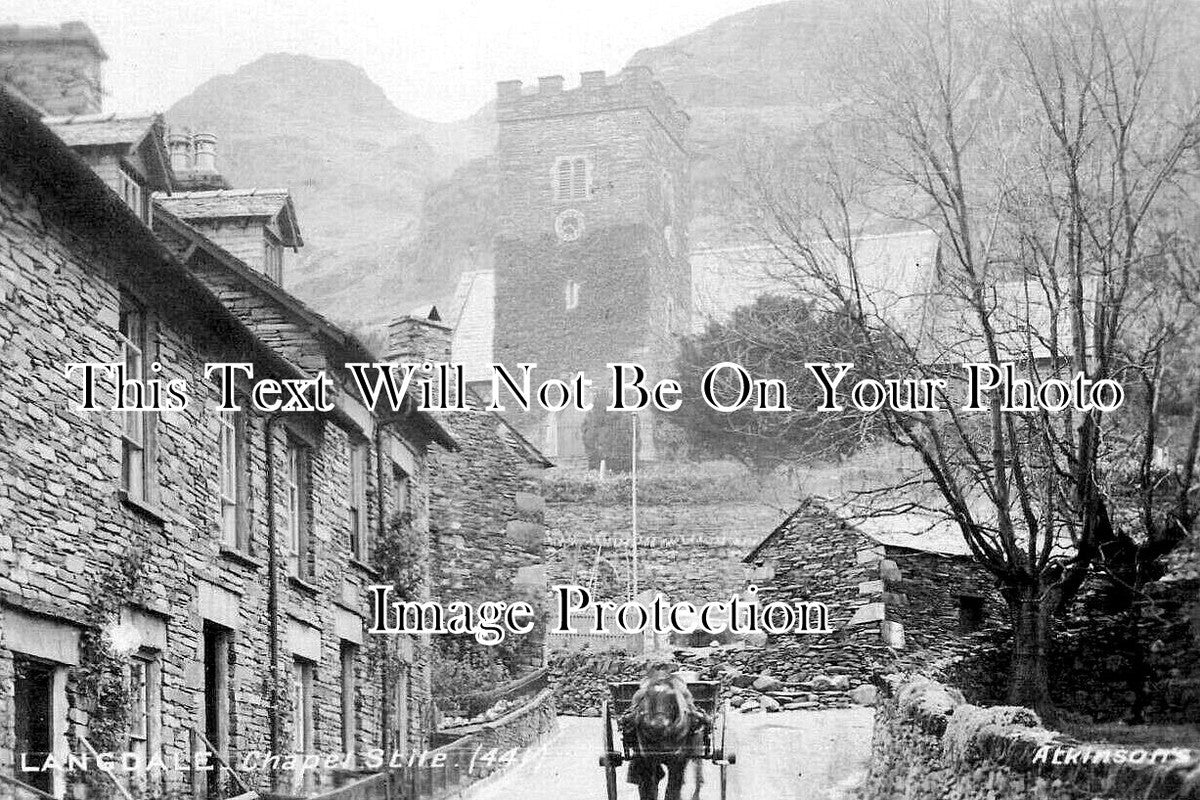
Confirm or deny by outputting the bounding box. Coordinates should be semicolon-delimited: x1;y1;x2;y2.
744;0;1200;714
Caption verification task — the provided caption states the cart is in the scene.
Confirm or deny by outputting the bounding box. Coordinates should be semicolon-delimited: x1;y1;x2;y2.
598;680;736;799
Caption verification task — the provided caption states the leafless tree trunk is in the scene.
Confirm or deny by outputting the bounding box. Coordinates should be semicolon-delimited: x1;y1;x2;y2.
742;0;1200;715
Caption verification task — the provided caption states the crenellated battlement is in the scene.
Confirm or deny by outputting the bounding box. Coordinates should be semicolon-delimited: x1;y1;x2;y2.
496;67;688;147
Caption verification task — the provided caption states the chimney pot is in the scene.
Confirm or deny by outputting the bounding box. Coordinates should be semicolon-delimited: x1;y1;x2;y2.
497;80;523;103
166;130;192;172
580;70;606;90
192;132;217;172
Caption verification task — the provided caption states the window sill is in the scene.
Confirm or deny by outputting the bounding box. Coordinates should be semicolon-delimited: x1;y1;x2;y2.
119;491;166;525
349;558;379;578
219;547;263;570
288;574;320;595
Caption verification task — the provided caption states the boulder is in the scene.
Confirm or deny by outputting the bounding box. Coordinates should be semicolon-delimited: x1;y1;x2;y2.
739;700;760;713
761;696;782;712
752;675;784;692
730;673;758;689
849;685;878;706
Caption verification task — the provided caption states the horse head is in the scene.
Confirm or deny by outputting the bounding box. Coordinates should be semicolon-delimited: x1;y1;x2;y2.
628;670;696;748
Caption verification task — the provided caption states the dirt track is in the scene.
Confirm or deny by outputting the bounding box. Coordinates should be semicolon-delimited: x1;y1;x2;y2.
462;707;874;800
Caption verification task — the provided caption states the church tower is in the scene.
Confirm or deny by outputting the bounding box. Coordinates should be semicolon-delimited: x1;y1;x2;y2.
492;67;691;463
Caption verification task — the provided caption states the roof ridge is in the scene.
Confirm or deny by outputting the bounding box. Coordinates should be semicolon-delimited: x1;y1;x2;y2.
158;188;291;199
43;111;160;125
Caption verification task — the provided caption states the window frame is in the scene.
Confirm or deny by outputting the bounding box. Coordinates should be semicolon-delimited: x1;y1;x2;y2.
218;409;250;551
127;650;160;764
340;642;358;753
263;231;284;284
283;437;312;579
292;658;315;753
553;155;592;202
118;295;156;504
348;442;368;560
118;164;148;223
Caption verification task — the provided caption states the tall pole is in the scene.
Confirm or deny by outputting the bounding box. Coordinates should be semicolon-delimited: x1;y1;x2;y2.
630;412;639;602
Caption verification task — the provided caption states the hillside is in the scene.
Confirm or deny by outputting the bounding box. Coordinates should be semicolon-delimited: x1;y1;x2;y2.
166;53;493;328
164;1;893;333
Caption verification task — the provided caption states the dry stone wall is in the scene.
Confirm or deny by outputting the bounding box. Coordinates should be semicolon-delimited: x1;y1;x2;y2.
864;675;1199;800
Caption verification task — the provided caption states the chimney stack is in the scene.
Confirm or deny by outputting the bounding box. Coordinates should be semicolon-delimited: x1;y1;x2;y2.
385;309;452;365
0;22;108;115
166;130;192;172
192;132;217;172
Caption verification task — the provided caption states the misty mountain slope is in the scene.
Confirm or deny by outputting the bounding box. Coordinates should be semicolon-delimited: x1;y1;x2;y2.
166;53;486;325
164;2;895;330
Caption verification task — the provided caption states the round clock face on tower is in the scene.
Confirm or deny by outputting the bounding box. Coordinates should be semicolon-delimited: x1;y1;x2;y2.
555;209;585;243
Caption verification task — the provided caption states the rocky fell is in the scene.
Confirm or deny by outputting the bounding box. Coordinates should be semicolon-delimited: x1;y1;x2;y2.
163;1;902;333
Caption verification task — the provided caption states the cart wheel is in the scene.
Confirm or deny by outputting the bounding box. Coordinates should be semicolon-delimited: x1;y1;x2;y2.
601;700;619;799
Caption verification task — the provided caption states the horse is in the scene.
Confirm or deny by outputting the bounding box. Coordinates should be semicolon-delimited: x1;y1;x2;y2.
618;669;711;800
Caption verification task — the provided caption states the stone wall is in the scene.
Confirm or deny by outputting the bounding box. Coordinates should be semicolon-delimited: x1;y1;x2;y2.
427;398;550;668
422;688;557;796
0;113;434;798
385;316;552;671
938;578;1200;726
864;675;1199;800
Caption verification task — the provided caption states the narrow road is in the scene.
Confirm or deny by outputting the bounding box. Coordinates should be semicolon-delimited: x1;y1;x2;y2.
462;708;874;800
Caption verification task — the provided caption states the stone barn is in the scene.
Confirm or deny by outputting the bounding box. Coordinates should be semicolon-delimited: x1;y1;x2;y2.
741;498;1004;669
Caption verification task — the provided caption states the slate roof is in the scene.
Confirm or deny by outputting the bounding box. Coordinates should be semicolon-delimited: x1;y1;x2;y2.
43;112;160;148
691;228;942;332
154;189;303;247
449;270;495;384
742;497;973;563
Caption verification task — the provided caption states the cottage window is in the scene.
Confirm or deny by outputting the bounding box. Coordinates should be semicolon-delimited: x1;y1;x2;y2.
219;410;249;551
264;234;284;284
292;658;315;752
554;156;591;201
956;595;985;633
340;641;358;753
119;166;148;223
202;622;231;761
565;280;580;310
349;442;368;560
119;296;156;503
128;652;160;765
13;655;60;797
283;438;312;579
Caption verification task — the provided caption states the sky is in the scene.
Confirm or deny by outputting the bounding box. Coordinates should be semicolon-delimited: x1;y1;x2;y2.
6;0;771;122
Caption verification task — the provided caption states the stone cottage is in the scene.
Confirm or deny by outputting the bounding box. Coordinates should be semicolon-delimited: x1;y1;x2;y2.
383;310;552;670
740;498;1003;678
0;24;454;800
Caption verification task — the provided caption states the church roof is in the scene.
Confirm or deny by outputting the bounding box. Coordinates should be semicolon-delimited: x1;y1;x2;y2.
449;270;495;384
691;228;941;333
